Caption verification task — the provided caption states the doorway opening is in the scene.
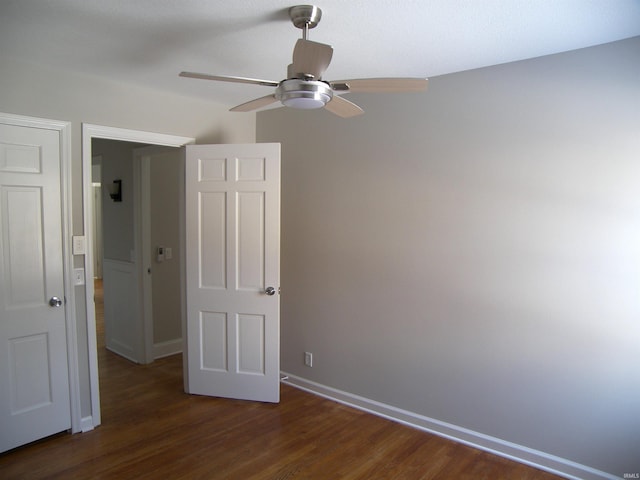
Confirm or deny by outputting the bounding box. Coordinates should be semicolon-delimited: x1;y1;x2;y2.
91;140;186;363
82;124;194;428
92;139;150;364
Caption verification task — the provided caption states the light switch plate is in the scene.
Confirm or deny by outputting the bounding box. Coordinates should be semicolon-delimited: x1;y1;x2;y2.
72;235;86;255
73;268;85;286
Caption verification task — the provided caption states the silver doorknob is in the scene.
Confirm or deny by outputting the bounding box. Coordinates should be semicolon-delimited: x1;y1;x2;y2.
49;296;63;307
265;287;276;296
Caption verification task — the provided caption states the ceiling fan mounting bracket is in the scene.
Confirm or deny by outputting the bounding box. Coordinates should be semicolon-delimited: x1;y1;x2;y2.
289;5;322;30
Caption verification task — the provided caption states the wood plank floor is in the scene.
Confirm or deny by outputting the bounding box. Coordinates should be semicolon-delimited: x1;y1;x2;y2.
0;283;563;479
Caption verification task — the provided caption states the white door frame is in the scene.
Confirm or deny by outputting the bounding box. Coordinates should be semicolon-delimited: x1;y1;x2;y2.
136;151;153;364
82;124;194;428
0;112;80;433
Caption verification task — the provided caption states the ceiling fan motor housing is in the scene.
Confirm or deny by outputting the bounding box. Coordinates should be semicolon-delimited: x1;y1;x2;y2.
276;78;333;109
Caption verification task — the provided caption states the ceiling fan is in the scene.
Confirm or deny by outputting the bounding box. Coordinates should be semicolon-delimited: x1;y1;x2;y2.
179;5;428;118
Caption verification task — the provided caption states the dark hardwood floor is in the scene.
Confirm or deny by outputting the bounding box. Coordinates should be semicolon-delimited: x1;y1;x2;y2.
0;281;562;479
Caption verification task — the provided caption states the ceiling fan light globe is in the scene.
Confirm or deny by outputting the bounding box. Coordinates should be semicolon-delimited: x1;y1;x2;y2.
276;79;333;110
282;93;330;109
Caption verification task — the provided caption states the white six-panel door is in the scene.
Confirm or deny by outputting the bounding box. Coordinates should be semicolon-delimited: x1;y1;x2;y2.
0;122;71;452
185;143;280;403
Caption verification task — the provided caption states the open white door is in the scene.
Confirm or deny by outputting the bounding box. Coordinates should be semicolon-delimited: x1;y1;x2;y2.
185;143;281;403
0;121;71;451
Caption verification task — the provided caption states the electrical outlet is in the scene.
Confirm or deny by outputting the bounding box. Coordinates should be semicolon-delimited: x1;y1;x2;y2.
304;351;313;367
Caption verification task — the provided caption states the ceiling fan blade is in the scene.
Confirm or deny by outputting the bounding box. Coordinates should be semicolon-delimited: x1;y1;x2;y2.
330;78;428;93
230;94;279;113
290;39;333;79
324;95;364;118
179;71;279;87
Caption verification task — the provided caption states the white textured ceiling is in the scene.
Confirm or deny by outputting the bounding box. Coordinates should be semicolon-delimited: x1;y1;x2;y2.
2;0;640;108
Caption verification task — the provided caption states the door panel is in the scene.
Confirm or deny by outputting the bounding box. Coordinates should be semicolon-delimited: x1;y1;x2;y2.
237;313;265;374
102;259;139;363
237;191;265;290
200;191;227;289
201;311;227;371
185;143;280;403
4;186;45;305
0;123;71;452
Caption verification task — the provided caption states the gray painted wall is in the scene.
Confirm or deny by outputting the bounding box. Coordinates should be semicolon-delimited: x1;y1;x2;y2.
92;139;142;263
149;150;183;345
257;37;640;477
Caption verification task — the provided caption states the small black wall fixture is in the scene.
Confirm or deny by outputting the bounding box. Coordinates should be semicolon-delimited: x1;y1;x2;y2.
108;179;122;202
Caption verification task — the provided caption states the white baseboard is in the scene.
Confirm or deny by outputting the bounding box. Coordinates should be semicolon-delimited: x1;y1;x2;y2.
281;373;618;480
80;416;95;433
153;338;182;360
